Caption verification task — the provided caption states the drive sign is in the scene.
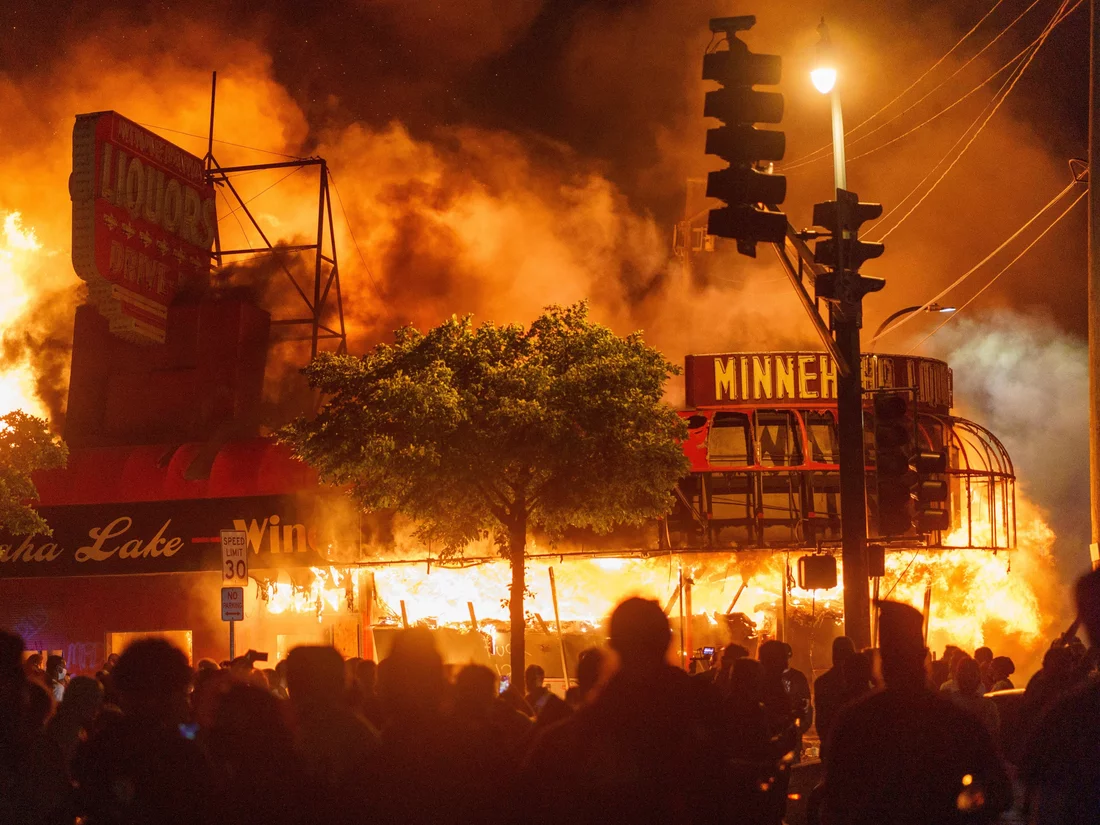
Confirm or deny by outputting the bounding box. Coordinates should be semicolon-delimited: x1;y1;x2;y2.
220;529;248;584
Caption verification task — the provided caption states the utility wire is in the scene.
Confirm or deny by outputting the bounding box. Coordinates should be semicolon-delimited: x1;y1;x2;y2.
784;1;1081;175
327;170;397;322
868;0;1073;241
905;187;1087;352
217;165;304;224
138;122;305;160
870;179;1078;344
782;0;1012;167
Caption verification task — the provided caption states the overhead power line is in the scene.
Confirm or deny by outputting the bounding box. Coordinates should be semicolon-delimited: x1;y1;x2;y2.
327;170;397;323
783;0;1082;175
869;179;1079;344
868;0;1075;241
137;122;305;160
782;0;1017;168
906;187;1087;352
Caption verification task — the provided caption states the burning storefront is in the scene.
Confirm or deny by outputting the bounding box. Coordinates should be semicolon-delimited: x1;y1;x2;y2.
0;109;1055;685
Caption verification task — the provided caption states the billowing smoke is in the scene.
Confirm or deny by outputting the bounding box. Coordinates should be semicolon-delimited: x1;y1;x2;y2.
928;309;1090;581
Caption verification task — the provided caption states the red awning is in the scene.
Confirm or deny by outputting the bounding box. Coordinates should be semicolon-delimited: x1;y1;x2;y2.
33;437;318;506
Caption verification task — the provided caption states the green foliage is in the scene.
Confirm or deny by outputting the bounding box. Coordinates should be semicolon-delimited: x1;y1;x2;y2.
0;411;68;536
281;301;688;560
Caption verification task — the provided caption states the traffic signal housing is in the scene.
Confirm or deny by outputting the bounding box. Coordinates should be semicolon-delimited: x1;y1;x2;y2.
812;189;885;306
912;450;950;532
703;16;787;256
873;392;915;536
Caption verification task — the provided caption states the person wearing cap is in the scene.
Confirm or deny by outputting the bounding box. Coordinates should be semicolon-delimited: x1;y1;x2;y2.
1022;568;1100;824
822;600;1010;824
758;639;813;759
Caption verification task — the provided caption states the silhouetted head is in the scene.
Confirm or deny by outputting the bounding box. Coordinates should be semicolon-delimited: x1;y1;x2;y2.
46;655;66;682
575;647;604;695
832;636;856;667
196;658;219;674
378;627;444;721
104;653;120;671
942;645;964;668
24;652;43;674
112;638;192;723
0;630;24;681
59;675;104;724
454;664;497;713
524;664;545;694
720;643;749;672
608;597;671;670
758;640;792;677
990;655;1015;681
285;646;345;708
877;601;928;689
208;683;295;766
1076;567;1100;646
957;658;982;696
974;646;993;666
729;656;764;702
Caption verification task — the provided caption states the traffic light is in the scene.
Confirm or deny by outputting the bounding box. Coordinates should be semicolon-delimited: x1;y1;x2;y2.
703;15;787;256
912;450;950;532
812;189;885;305
798;554;838;590
873;392;915;536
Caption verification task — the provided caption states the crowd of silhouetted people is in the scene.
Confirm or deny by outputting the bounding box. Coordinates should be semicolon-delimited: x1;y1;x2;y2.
4;571;1100;825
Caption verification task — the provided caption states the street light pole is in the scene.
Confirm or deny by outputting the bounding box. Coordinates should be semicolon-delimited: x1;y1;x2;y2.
814;18;871;648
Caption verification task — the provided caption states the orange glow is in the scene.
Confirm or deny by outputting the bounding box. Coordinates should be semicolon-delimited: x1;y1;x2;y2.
0;212;48;418
264;566;359;622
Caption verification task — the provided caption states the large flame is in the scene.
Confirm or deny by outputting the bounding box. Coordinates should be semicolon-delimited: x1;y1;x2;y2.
0;212;48;418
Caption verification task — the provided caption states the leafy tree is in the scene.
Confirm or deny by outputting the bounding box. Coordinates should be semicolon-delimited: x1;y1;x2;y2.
282;302;688;679
0;410;68;536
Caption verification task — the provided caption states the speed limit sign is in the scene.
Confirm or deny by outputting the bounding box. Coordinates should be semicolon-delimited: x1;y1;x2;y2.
220;530;248;584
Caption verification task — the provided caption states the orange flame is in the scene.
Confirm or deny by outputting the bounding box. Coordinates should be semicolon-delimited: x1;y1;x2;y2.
0;212;48;418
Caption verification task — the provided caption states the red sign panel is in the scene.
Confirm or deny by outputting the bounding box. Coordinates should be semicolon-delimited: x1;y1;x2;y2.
685;352;952;412
71;111;216;344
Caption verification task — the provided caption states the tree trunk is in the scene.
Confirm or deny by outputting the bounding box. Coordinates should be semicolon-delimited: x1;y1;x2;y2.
508;516;527;687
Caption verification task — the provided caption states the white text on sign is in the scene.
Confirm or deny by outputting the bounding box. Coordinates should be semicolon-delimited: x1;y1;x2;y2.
221;586;244;622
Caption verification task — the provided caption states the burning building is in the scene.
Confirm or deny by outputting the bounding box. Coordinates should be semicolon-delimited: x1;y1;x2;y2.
0;107;1056;685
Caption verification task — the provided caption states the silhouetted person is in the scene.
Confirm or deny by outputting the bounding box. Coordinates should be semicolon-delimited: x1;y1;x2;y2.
989;656;1015;691
285;645;378;824
46;675;103;764
72;638;212;825
565;647;604;709
374;627;466;824
24;651;44;681
822;601;1010;825
449;664;533;824
1022;568;1100;824
44;655;67;703
523;597;724;825
525;663;572;728
948;658;999;737
759;640;812;757
814;635;856;744
974;646;993;690
206;683;307;825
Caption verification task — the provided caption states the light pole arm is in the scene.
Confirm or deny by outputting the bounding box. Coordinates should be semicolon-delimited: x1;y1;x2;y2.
870;305;923;348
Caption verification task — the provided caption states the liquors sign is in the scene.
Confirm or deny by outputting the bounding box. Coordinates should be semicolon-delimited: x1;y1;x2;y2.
70;111;217;344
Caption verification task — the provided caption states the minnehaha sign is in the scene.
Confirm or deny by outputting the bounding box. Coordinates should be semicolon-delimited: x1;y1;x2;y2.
0;495;366;579
685;352;953;412
70;111;217;344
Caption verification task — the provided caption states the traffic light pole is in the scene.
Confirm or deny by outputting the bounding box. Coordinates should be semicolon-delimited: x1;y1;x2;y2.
835;316;871;649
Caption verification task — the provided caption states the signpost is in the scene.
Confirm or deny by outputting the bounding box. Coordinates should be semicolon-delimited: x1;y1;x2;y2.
220;529;247;659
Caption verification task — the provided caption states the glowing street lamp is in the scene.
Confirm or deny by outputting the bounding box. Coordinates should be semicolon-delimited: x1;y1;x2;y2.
812;18;846;190
869;303;957;350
